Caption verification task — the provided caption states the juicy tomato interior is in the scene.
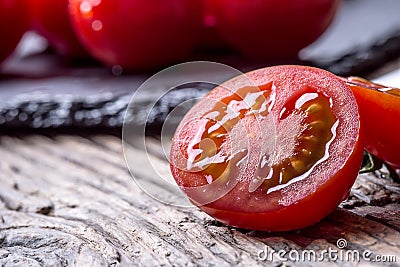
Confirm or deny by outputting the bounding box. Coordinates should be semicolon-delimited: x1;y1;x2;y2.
344;77;400;168
170;65;363;231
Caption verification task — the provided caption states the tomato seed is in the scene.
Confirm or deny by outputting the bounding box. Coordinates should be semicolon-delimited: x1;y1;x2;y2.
306;103;322;114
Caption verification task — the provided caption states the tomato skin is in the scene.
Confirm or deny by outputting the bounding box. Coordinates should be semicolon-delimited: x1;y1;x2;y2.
0;0;29;65
197;0;228;51
28;0;88;58
170;65;363;231
68;0;201;70
346;79;400;168
208;0;339;59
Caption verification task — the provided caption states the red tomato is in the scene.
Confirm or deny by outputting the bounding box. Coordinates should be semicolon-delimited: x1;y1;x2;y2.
344;77;400;168
207;0;339;59
0;0;29;65
170;65;363;231
28;0;88;58
68;0;201;70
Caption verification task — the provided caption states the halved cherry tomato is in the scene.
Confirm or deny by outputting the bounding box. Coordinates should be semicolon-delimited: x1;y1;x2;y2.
0;0;29;66
170;65;363;231
28;0;88;58
68;0;201;70
207;0;339;59
344;77;400;168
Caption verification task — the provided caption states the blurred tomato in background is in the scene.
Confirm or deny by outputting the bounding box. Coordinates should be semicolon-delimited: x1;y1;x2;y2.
68;0;202;71
0;0;29;65
28;0;89;59
0;0;341;71
207;0;340;59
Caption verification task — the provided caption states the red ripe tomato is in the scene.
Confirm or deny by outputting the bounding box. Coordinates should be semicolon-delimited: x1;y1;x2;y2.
28;0;88;58
0;0;29;65
68;0;201;70
197;0;228;51
207;0;339;59
344;77;400;168
170;65;363;231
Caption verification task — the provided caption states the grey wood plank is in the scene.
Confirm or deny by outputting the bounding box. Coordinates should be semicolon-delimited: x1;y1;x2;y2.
0;135;399;266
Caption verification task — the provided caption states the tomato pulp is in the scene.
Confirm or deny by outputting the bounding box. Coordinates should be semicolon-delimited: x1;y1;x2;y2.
170;65;363;231
0;0;29;65
344;77;400;168
68;0;201;70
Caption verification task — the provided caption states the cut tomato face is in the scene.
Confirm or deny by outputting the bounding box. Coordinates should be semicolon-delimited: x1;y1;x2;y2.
207;0;339;59
344;77;400;168
170;65;363;231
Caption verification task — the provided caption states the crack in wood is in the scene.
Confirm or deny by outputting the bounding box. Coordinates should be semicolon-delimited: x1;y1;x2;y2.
0;135;398;266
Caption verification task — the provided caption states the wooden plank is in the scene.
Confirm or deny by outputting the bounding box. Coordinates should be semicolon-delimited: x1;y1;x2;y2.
0;135;399;266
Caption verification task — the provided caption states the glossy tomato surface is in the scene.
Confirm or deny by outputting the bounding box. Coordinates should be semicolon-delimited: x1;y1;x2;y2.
345;77;400;168
170;65;363;231
68;0;201;70
208;0;339;59
0;0;28;65
28;0;88;58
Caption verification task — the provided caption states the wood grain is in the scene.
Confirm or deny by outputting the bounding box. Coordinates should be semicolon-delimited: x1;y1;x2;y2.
0;135;399;266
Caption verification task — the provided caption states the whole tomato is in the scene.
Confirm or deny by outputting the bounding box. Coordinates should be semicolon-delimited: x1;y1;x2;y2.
170;65;363;231
208;0;340;59
0;0;29;66
28;0;88;58
68;0;202;71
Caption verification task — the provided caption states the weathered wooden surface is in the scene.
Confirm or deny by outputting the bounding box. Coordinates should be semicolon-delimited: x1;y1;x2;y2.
0;134;399;266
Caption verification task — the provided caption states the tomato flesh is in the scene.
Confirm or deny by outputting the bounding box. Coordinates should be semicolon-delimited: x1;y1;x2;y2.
345;77;400;168
255;90;337;193
170;65;363;231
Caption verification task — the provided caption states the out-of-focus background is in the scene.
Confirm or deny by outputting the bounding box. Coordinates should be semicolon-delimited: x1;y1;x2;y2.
0;0;400;131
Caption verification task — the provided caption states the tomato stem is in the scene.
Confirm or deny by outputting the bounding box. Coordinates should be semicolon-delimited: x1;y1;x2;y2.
359;151;400;183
